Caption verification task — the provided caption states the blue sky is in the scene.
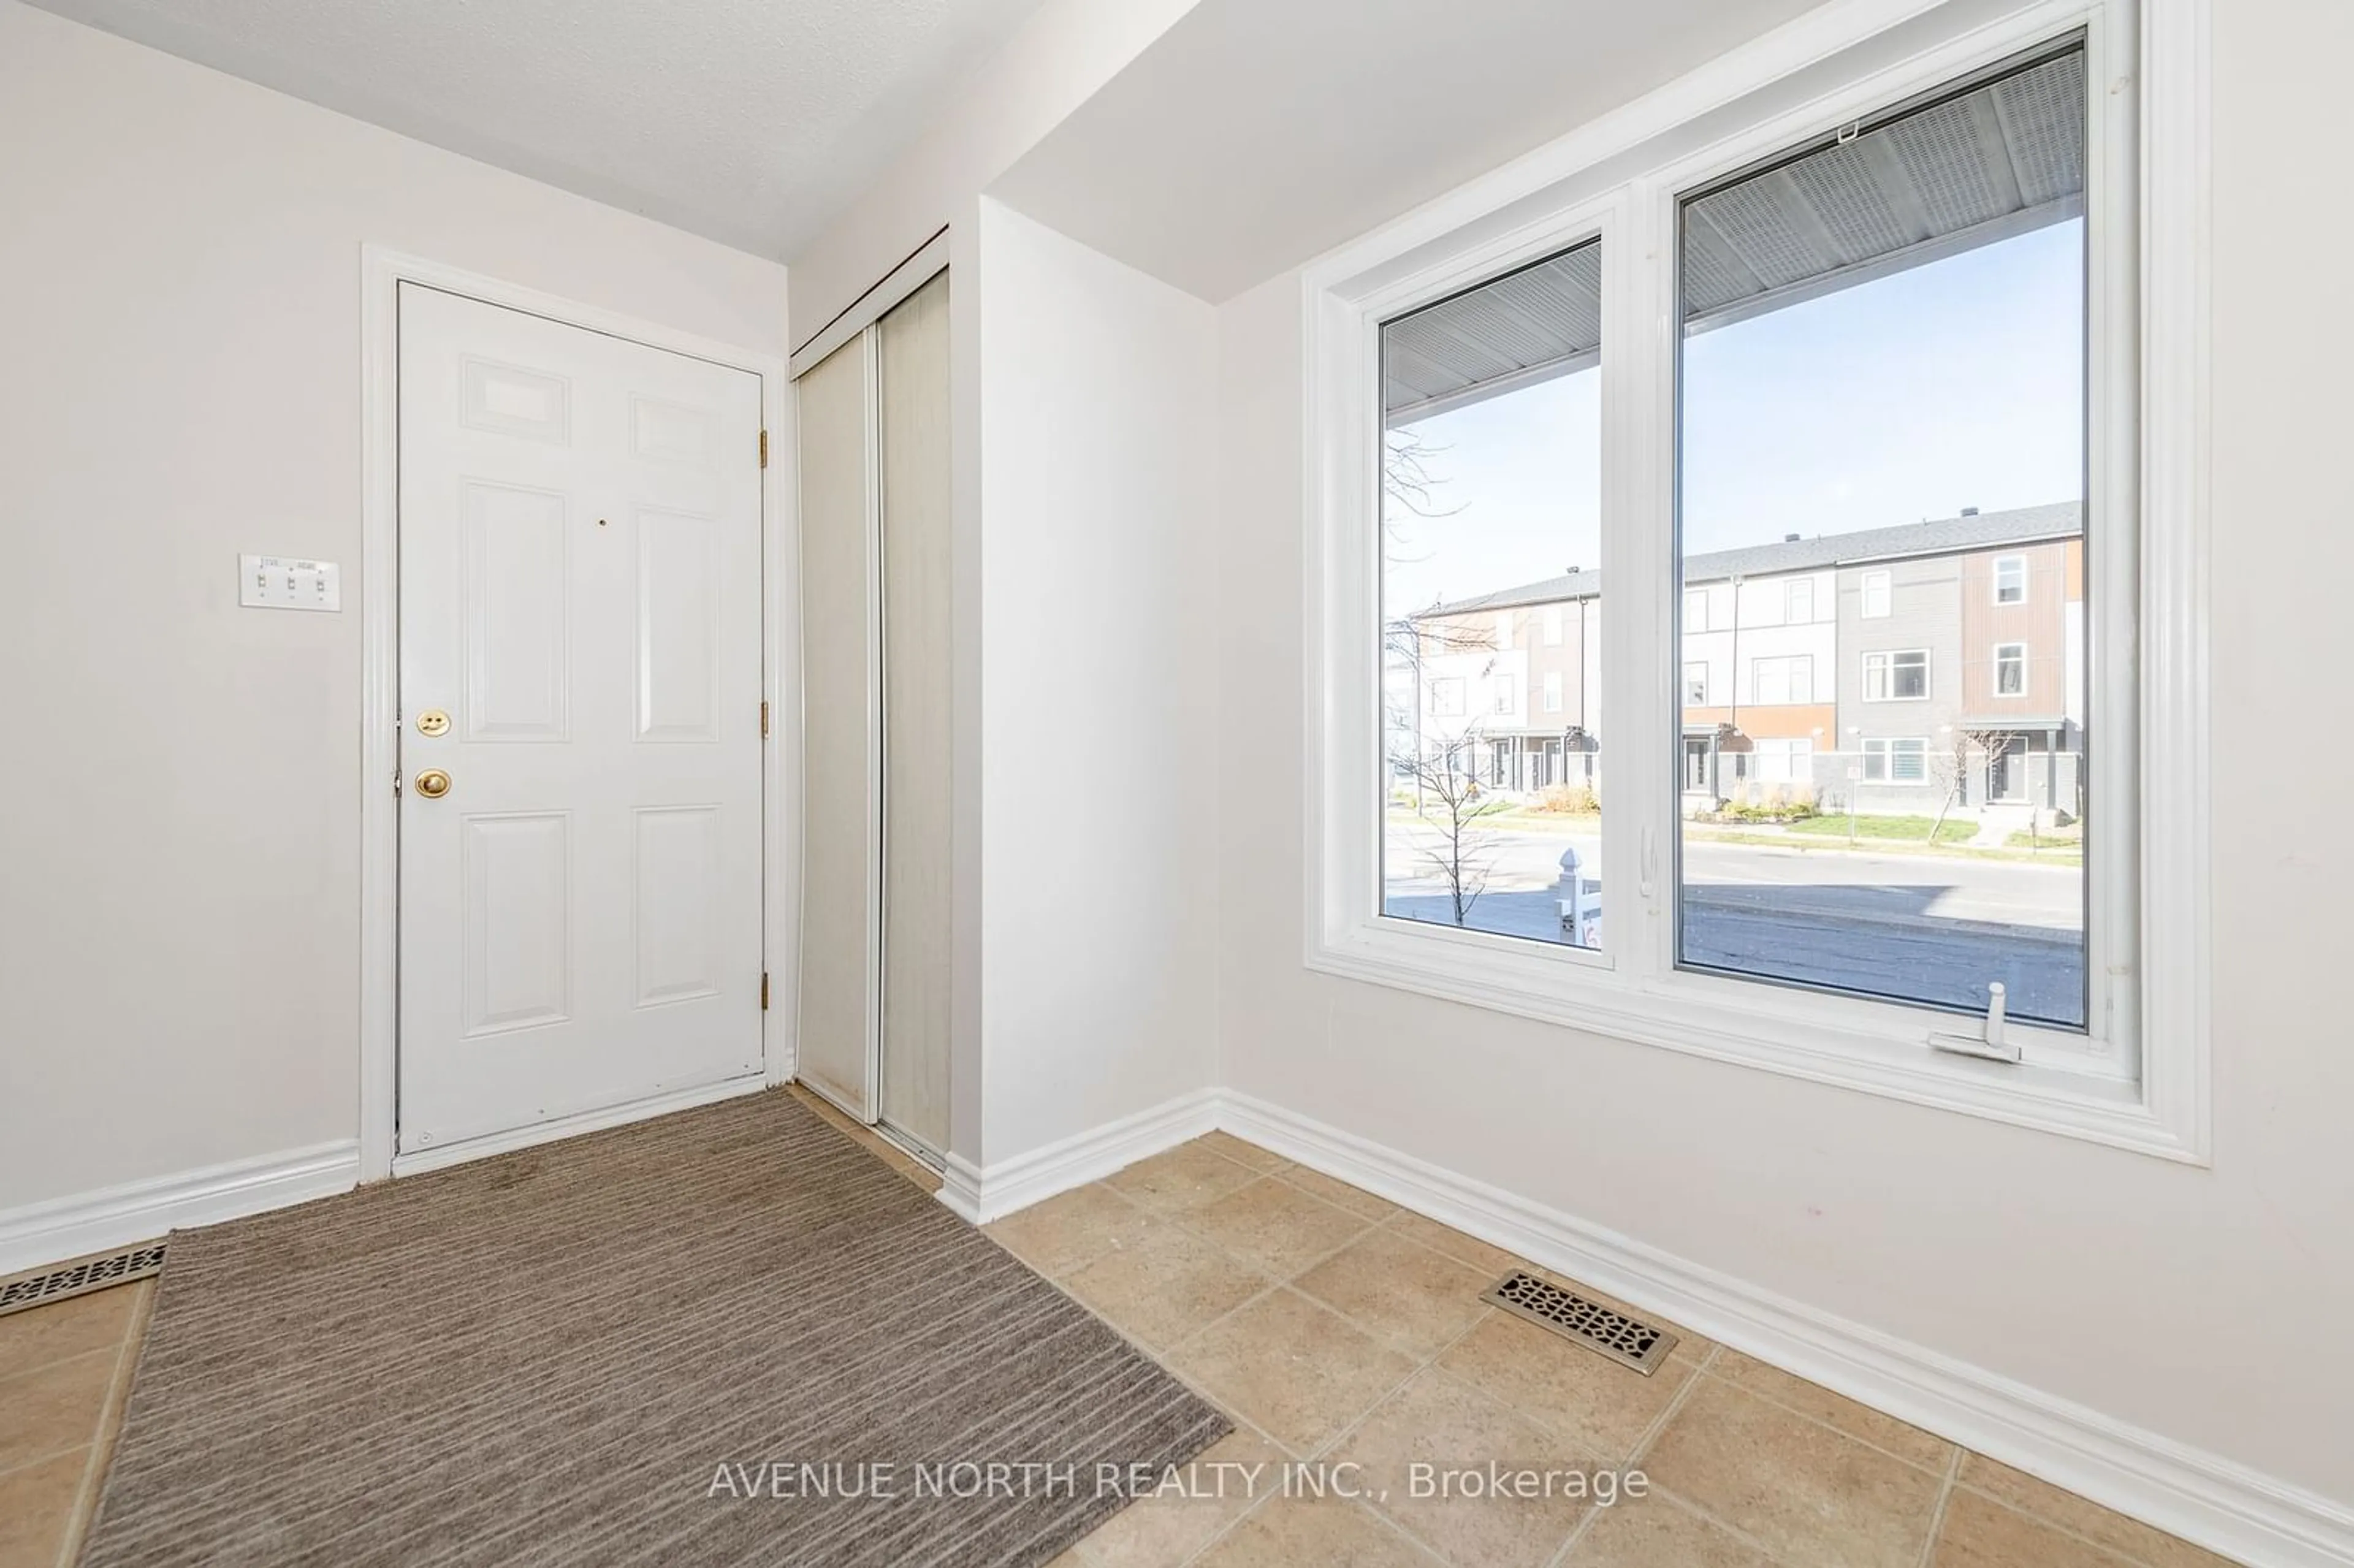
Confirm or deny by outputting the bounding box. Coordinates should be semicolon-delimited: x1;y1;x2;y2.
1382;219;2085;614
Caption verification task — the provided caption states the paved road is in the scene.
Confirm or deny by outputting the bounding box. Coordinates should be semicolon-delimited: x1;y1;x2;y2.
1383;823;2087;1026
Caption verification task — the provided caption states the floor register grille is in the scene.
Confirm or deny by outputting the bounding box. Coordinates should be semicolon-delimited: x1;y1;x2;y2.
0;1242;168;1317
1481;1268;1678;1374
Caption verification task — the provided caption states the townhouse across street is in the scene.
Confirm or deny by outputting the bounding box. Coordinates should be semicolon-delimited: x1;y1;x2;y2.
1388;501;2085;821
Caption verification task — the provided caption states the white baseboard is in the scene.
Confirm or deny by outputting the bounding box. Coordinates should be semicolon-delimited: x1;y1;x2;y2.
0;1141;359;1276
392;1073;766;1177
0;1075;772;1275
17;1079;2339;1566
937;1152;987;1224
936;1089;1221;1225
1218;1089;2354;1568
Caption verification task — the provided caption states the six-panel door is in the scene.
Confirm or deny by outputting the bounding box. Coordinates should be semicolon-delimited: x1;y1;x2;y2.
397;284;764;1154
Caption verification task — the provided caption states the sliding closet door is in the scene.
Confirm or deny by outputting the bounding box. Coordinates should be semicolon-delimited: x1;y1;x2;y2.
877;274;952;1154
793;336;878;1117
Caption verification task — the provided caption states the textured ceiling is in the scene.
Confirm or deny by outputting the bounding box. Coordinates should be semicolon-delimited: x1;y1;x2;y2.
24;0;1046;259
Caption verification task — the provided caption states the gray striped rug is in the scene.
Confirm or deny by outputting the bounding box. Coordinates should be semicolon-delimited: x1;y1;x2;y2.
82;1090;1228;1567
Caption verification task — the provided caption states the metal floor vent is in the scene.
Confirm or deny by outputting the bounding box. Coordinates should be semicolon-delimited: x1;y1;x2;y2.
0;1241;167;1318
1482;1270;1677;1376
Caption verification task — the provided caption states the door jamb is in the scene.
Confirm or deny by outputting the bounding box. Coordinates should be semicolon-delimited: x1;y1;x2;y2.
358;246;797;1183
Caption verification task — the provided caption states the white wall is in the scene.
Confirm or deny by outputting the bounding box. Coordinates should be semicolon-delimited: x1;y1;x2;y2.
0;2;788;1211
785;0;1200;340
1213;0;2353;1510
783;0;1207;1170
974;200;1219;1163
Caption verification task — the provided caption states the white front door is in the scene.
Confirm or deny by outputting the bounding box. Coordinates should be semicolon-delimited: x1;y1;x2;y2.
397;284;765;1157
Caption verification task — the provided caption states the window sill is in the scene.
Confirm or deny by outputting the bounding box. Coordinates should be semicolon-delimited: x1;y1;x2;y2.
1306;918;2197;1163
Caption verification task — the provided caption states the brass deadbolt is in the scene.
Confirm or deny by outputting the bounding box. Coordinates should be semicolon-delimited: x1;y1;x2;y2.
414;769;452;799
414;709;451;737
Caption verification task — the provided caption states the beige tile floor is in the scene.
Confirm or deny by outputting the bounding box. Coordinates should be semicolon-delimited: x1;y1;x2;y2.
983;1132;2245;1568
0;1106;2238;1568
0;1278;152;1568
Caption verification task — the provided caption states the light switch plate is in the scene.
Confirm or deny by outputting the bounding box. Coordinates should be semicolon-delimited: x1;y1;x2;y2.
240;555;341;611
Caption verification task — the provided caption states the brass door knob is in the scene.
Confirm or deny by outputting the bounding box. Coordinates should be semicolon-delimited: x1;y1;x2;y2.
414;769;452;799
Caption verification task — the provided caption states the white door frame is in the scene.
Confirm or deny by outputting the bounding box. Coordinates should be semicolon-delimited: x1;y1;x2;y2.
357;246;798;1182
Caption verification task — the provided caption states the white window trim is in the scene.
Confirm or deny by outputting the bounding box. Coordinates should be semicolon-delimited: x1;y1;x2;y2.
1860;568;1894;618
1864;736;1933;784
1756;736;1814;782
1754;653;1814;705
1301;0;2208;1163
1994;640;2029;696
1994;552;2031;604
1863;648;1932;702
1683;661;1709;704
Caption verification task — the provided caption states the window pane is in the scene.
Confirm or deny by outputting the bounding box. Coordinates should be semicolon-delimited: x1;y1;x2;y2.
1894;651;1928;700
1862;571;1892;618
1674;43;2089;1029
1995;644;2027;696
1381;240;1603;950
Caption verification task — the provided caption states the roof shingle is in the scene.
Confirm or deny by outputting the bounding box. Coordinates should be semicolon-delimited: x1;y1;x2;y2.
1409;501;2079;618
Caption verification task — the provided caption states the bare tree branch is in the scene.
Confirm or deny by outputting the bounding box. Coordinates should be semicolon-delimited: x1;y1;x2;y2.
1929;728;2013;839
1382;427;1465;523
1388;728;1500;926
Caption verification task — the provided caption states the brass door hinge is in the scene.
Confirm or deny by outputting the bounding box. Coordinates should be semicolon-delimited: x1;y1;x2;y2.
760;972;771;1011
758;428;769;468
760;699;770;737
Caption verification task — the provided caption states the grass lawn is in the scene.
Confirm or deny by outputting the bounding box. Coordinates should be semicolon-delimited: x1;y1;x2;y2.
1479;806;1602;831
1784;814;1978;845
2005;828;2085;851
1385;803;1600;832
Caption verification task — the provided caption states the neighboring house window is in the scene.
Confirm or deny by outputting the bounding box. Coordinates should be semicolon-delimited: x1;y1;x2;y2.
1755;737;1813;783
1786;577;1815;623
1683;662;1708;705
1494;676;1516;714
1495;610;1515;650
1683;588;1708;633
1862;650;1929;701
1544;604;1564;645
1542;672;1563;714
1861;569;1892;619
1995;642;2027;697
1862;737;1929;783
1430;677;1465;717
1994;554;2028;604
1751;655;1813;705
